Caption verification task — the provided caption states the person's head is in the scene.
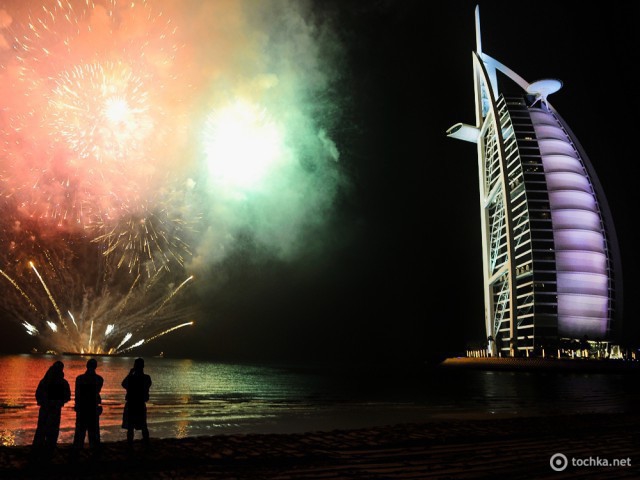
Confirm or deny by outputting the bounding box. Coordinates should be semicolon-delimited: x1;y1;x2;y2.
133;358;144;371
86;358;98;371
49;360;64;379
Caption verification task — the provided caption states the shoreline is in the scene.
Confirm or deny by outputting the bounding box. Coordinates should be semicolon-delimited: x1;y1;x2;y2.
439;356;640;373
1;411;638;479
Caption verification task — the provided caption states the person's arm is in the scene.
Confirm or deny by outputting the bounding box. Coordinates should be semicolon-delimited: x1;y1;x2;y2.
63;381;71;404
74;377;80;411
144;376;151;402
96;376;103;405
35;379;45;406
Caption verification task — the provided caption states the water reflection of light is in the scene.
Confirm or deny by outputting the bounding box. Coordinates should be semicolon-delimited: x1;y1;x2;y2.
0;356;40;445
173;393;193;438
1;429;16;447
175;421;189;439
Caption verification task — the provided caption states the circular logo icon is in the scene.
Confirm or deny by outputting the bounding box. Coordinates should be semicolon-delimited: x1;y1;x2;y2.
550;453;568;471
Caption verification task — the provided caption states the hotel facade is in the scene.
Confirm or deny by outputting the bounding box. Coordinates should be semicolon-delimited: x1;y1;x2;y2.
447;7;623;357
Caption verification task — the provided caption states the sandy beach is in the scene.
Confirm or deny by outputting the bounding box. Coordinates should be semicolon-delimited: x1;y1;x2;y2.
1;411;638;479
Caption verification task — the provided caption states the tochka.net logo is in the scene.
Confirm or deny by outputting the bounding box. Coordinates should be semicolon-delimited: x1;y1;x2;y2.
550;453;632;472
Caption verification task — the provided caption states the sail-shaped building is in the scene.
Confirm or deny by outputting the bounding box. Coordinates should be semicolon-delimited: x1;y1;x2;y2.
447;7;623;357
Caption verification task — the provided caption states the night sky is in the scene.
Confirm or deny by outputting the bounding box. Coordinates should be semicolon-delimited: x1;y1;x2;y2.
1;1;639;363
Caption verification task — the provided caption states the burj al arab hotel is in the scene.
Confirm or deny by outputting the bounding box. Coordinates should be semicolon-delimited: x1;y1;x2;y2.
447;7;623;357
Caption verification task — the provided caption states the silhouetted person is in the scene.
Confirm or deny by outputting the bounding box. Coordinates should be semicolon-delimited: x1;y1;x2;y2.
122;357;152;445
32;360;71;460
72;358;103;452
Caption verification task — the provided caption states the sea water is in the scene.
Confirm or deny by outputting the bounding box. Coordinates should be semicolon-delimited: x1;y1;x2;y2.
1;354;639;446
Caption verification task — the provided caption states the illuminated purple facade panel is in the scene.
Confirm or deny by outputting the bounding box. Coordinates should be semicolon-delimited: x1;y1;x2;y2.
551;210;601;230
557;316;608;337
546;172;591;193
534;124;568;141
541;155;584;174
538;139;577;157
548;191;597;211
555;251;607;273
558;295;608;318
533;111;610;338
553;230;605;253
556;272;608;295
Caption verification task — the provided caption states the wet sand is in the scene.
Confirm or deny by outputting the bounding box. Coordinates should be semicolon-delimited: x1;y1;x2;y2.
1;412;638;479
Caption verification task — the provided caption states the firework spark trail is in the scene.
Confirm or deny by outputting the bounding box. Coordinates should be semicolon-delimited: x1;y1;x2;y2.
68;310;78;330
117;273;141;315
151;275;193;316
117;321;194;354
88;319;94;351
29;261;67;332
0;268;39;314
90;201;195;274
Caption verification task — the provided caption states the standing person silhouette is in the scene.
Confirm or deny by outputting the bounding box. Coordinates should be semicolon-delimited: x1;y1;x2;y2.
72;358;104;453
122;357;152;446
32;360;71;461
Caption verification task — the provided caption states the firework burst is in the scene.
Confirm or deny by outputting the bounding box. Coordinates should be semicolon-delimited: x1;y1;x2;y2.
0;0;345;355
1;0;186;232
0;213;195;354
90;198;195;275
0;0;197;353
